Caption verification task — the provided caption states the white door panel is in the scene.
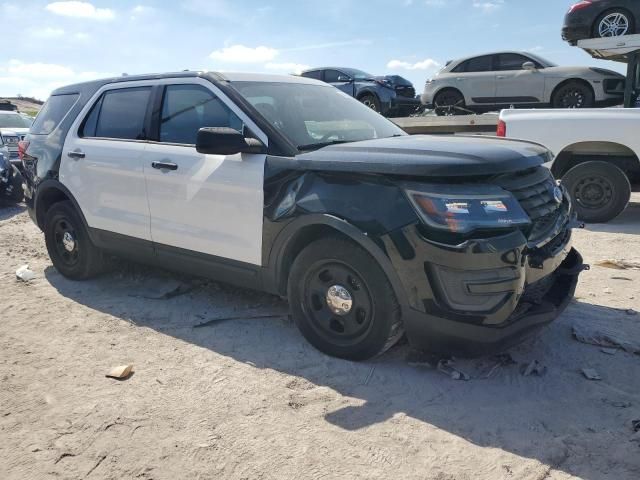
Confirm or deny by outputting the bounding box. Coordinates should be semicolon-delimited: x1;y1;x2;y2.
496;71;545;103
144;145;265;265
461;72;496;105
60;138;151;240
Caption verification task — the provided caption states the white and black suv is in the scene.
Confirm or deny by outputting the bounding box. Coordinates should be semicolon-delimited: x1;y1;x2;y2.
21;71;585;360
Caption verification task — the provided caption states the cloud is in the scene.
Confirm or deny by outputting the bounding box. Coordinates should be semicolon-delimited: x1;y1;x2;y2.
0;60;114;100
265;63;310;75
472;0;504;13
386;58;441;71
182;0;234;19
210;45;278;64
46;1;115;20
30;27;65;38
7;60;75;78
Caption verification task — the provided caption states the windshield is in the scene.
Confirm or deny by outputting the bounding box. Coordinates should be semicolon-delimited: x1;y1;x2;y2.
231;81;405;150
0;113;32;128
341;68;374;80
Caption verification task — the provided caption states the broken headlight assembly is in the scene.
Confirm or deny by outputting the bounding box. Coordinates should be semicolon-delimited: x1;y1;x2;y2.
405;183;531;234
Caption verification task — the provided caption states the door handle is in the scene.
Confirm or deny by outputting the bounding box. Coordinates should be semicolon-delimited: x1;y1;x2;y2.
67;150;85;159
455;78;465;81
497;75;506;79
151;161;178;171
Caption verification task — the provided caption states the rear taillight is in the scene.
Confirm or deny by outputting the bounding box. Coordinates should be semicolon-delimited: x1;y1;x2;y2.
497;120;506;137
18;140;29;161
568;1;592;13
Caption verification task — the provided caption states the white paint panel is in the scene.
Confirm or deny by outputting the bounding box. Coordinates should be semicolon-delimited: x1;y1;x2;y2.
60;138;151;240
144;145;265;265
499;108;640;160
142;77;268;265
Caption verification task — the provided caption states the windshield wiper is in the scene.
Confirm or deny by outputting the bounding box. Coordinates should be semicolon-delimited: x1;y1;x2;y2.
297;140;350;151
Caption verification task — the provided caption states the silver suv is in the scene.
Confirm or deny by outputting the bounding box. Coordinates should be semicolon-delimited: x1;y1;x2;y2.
421;51;625;115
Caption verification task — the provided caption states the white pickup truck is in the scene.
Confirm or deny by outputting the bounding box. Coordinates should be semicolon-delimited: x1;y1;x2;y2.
498;108;639;223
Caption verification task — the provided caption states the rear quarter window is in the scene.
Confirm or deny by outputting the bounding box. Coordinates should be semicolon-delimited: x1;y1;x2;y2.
30;93;79;135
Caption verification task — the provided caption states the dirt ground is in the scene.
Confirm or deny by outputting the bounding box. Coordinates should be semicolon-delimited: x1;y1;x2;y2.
1;198;639;480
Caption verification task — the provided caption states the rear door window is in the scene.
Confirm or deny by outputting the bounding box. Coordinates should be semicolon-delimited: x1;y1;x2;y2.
465;55;493;72
301;70;323;80
81;87;151;140
30;93;79;135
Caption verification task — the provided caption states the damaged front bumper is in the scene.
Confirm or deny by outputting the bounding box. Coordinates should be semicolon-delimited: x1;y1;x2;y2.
382;218;586;356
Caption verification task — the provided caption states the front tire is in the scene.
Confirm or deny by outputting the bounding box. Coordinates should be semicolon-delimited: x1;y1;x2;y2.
561;161;631;223
359;94;380;113
44;201;104;279
551;81;594;109
593;9;635;38
288;236;403;361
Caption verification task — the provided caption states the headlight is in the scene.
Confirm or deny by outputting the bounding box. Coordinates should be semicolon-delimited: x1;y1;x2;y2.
405;184;531;234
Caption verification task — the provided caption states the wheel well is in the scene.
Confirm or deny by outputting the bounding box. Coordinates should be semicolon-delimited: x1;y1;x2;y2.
35;187;71;229
276;225;355;296
434;87;464;101
551;78;594;103
552;141;640;181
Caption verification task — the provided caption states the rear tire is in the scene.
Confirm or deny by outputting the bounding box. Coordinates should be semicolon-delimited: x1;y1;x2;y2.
288;236;403;361
593;9;635;38
44;201;104;279
552;81;594;109
561;161;631;223
433;89;467;116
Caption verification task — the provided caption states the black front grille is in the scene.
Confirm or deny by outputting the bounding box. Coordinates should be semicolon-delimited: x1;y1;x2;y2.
494;167;561;221
396;86;416;98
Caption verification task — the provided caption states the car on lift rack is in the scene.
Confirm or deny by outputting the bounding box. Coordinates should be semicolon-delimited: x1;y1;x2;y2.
300;67;421;117
21;71;584;360
420;50;625;115
563;0;640;45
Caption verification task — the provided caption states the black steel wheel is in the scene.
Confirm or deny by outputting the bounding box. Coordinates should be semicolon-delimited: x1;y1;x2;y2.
303;261;374;345
44;201;104;279
433;89;467;116
552;81;594;109
288;236;403;360
593;9;634;38
561;161;631;223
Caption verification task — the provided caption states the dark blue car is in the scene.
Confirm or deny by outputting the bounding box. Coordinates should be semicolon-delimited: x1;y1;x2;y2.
300;67;421;117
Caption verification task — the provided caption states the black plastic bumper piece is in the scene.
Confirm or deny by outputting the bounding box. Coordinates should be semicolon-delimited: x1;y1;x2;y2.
403;249;584;357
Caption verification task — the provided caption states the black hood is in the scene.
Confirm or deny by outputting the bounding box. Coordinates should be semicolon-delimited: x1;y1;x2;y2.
285;135;552;177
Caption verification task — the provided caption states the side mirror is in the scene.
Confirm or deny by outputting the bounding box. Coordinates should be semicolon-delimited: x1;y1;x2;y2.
336;75;352;83
522;61;536;71
196;127;266;155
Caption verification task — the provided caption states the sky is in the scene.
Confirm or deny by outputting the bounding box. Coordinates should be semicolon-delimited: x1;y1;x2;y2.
0;0;628;101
